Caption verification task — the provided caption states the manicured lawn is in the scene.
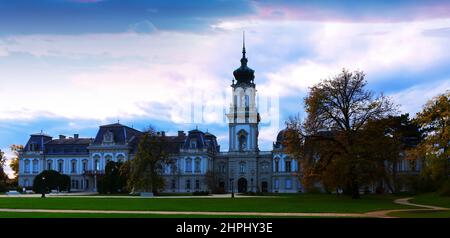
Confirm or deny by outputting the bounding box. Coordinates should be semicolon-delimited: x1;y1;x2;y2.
0;194;410;213
411;193;450;208
0;212;303;218
388;210;450;218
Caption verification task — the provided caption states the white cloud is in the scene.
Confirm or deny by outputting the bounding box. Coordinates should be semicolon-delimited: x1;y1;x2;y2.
389;79;450;116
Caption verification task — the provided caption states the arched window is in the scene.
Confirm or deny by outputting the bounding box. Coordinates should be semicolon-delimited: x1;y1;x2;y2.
190;139;197;149
82;159;88;172
117;154;125;163
274;159;279;173
194;158;201;172
57;160;64;173
237;130;248;151
47;160;52;170
24;160;30;173
93;155;100;171
185;159;192;173
32;159;39;173
105;155;112;163
71;160;77;173
285;160;291;172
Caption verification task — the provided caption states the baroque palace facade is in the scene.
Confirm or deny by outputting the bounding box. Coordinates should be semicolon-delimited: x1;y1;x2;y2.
18;42;302;193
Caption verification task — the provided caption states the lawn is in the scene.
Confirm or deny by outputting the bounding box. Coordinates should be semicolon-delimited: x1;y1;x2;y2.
0;194;410;214
0;212;306;218
410;193;450;208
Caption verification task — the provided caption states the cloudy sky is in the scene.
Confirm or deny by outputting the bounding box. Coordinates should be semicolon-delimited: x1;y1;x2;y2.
1;0;450;177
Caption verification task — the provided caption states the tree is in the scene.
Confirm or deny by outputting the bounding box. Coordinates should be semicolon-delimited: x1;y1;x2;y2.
128;128;170;195
0;149;8;192
358;114;422;193
9;145;23;185
289;69;395;198
33;170;70;193
98;161;128;194
414;91;450;183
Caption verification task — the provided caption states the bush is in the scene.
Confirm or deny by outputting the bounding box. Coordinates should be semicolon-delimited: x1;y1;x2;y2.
306;186;323;194
0;181;7;193
33;170;70;193
438;180;450;197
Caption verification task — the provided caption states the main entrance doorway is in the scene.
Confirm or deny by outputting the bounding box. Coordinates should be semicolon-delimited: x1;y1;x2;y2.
238;178;247;193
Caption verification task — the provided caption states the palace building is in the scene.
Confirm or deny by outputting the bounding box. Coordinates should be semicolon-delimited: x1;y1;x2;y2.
18;39;302;193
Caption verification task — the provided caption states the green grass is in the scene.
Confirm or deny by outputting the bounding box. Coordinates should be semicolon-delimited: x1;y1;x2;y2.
411;193;450;208
388;210;450;218
0;212;308;218
0;194;410;213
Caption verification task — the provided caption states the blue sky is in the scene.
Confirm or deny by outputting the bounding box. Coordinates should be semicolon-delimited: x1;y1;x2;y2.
1;0;450;177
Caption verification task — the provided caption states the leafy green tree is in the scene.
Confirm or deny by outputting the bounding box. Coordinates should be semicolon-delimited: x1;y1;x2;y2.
128;128;170;195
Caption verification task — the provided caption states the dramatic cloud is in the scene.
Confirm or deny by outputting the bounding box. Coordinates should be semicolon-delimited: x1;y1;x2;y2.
1;1;450;178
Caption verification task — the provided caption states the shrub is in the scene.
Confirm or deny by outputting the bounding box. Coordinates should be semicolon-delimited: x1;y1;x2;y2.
438;180;450;197
33;170;70;193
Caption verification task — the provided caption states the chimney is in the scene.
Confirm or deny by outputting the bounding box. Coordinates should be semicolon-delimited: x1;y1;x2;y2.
74;134;79;139
59;135;66;139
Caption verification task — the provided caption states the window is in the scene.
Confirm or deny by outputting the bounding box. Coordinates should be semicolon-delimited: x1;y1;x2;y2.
245;95;249;107
58;160;63;173
85;179;89;189
94;159;100;171
274;160;279;172
285;160;291;172
190;139;197;149
71;180;79;190
185;159;192;172
186;180;191;190
82;160;88;172
32;159;39;173
195;180;200;190
220;163;226;173
171;180;176;189
239;162;246;173
233;95;237;106
285;179;292;189
105;155;112;163
103;131;113;143
195;159;201;172
239;135;246;151
274;179;279;189
47;160;52;170
24;160;30;173
71;160;77;173
117;155;125;163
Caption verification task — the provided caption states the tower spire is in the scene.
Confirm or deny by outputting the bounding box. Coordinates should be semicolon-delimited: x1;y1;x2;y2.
242;31;246;58
240;31;248;66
